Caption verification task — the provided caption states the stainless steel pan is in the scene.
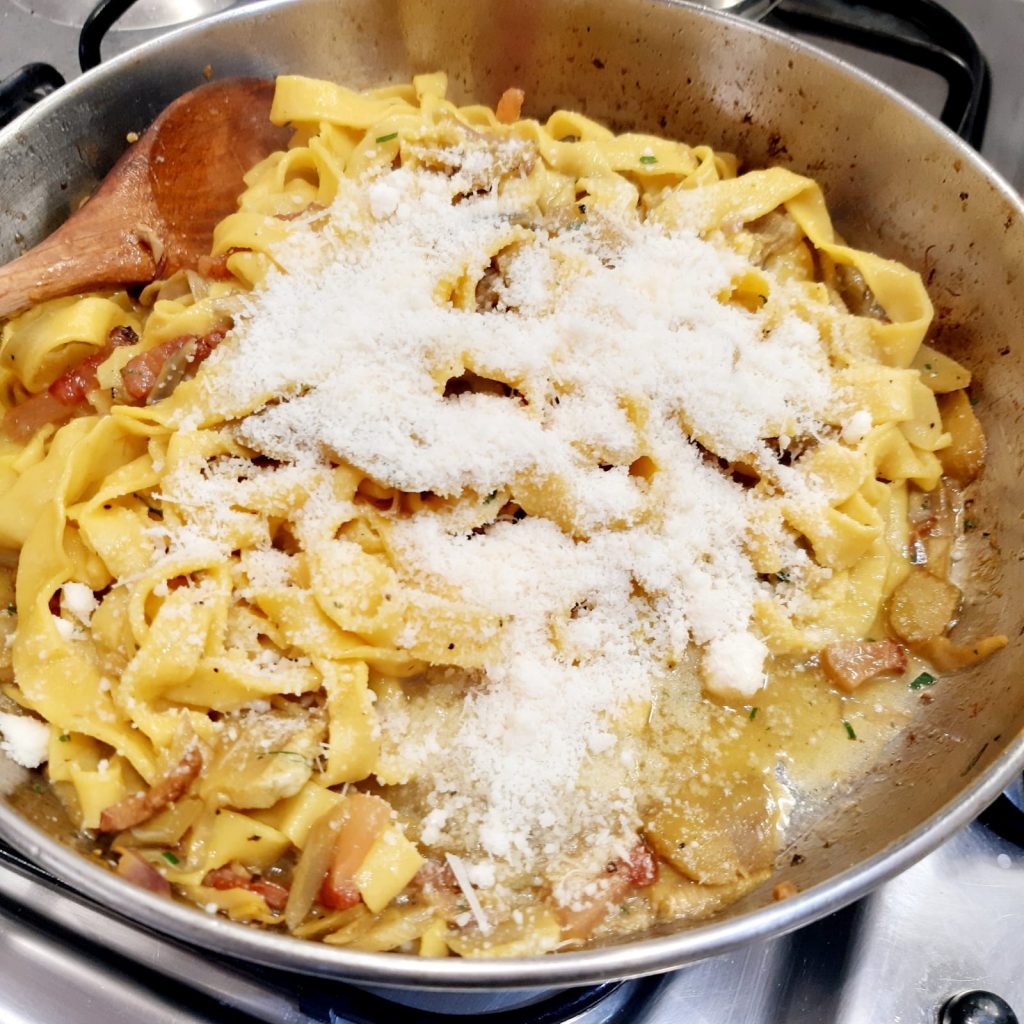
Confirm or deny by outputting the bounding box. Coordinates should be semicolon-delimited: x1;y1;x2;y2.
0;0;1022;990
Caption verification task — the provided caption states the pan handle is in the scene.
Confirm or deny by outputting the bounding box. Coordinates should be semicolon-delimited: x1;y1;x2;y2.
0;63;65;131
766;0;990;148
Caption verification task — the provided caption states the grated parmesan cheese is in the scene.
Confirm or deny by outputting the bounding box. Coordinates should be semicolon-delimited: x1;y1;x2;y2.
841;409;873;445
60;582;98;627
446;852;492;933
0;712;50;769
50;616;77;643
158;145;838;884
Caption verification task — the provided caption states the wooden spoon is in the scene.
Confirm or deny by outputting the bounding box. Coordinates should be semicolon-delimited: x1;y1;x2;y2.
0;77;292;320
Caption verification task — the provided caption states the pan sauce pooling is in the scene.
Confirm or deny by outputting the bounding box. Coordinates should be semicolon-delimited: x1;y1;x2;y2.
0;73;1007;955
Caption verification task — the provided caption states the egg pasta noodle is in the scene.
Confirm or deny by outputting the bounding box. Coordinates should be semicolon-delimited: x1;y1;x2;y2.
0;73;1005;956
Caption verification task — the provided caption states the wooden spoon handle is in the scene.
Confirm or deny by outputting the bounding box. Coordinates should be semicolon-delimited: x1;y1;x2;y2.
0;106;168;320
0;77;287;321
0;209;157;320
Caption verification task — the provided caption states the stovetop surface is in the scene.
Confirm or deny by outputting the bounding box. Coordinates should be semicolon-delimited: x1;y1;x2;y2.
0;2;1022;1022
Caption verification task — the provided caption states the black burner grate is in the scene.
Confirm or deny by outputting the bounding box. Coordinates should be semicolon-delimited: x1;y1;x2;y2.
980;775;1024;847
297;978;665;1024
78;0;144;72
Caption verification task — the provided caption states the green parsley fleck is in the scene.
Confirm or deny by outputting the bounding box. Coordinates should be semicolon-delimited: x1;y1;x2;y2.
483;490;498;504
775;569;790;583
749;707;758;721
31;783;43;794
843;720;857;740
375;131;398;144
162;851;180;865
969;395;979;406
58;734;70;743
639;154;658;165
964;519;977;530
6;604;14;615
924;362;933;370
910;671;936;690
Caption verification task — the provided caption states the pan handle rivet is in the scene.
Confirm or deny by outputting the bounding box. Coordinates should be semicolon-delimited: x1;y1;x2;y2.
940;990;1018;1024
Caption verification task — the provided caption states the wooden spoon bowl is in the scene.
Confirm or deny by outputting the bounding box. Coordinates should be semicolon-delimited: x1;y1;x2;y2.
0;77;292;319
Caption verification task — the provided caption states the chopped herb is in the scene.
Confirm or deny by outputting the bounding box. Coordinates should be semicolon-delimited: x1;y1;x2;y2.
749;707;758;720
375;131;398;143
924;362;933;370
58;734;70;743
964;519;977;530
162;851;180;865
639;154;658;165
257;750;312;766
578;203;587;214
6;604;14;615
969;395;979;406
775;570;790;583
31;783;43;794
910;671;936;690
842;720;857;740
483;490;498;504
960;741;990;777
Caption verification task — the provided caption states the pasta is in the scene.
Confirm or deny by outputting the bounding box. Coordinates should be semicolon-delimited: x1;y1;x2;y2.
0;73;1007;957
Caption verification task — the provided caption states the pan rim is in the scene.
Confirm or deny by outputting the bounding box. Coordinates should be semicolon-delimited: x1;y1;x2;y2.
0;0;1022;989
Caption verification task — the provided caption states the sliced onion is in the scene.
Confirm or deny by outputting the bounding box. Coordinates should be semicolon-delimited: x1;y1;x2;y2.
116;849;171;896
284;803;349;930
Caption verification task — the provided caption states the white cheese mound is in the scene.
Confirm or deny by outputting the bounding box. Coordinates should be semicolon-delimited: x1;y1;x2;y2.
0;712;50;769
164;146;836;879
50;615;77;643
841;409;873;445
60;582;98;627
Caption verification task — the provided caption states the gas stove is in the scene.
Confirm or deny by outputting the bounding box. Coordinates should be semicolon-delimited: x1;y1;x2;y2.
0;2;1022;1022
